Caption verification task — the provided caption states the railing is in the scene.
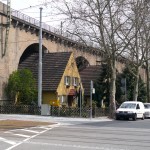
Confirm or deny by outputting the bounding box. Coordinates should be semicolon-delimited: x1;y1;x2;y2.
11;9;79;42
0;1;100;48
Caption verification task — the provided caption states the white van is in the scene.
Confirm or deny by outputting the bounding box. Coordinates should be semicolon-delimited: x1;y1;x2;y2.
115;101;145;120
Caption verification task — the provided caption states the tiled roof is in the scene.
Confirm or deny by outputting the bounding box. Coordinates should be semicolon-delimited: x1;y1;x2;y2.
18;52;72;91
79;66;101;96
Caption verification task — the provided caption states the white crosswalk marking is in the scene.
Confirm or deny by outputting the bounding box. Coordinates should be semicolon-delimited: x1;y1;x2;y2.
20;129;39;133
4;124;58;150
36;126;51;130
0;123;60;150
13;134;30;138
0;137;16;145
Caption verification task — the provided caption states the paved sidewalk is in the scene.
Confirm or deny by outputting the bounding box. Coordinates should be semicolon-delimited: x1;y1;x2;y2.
0;114;112;123
0;114;112;131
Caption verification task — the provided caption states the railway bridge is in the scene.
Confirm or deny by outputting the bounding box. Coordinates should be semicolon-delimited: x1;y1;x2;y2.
0;2;129;102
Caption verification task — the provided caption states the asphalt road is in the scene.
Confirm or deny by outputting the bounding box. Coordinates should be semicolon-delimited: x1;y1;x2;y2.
0;115;150;150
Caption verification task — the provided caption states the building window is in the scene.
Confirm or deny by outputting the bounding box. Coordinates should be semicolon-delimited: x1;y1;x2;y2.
64;76;70;86
73;77;79;87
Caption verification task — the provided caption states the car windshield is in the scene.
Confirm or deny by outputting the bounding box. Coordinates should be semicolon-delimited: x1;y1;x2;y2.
120;103;136;109
144;104;150;109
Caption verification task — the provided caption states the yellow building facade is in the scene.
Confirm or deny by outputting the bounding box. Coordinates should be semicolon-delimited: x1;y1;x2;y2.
42;52;83;107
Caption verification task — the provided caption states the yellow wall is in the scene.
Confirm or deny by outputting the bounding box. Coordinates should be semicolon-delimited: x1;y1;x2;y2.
42;91;57;104
57;52;83;95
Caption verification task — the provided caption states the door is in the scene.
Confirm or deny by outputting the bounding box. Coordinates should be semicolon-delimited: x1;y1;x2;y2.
68;96;73;107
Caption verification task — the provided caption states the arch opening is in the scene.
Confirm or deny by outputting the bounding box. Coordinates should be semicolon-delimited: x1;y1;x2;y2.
19;43;48;65
76;56;90;71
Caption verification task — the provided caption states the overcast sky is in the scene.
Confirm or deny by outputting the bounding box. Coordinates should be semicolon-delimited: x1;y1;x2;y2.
0;0;42;11
0;0;61;28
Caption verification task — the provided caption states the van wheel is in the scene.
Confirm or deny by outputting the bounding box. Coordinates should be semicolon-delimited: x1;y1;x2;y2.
116;116;120;120
133;114;137;121
141;114;145;120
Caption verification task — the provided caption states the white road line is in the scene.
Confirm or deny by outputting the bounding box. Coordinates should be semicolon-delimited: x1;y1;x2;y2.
20;129;39;133
0;137;16;145
33;124;60;129
5;126;54;150
13;134;30;138
60;123;73;126
4;124;59;133
35;126;51;130
4;131;12;134
47;123;60;128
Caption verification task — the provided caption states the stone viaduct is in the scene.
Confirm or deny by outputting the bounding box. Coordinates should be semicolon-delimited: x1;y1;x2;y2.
0;2;145;103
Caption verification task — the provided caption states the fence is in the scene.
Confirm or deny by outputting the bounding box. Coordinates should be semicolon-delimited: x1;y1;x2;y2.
50;106;109;118
0;105;41;115
0;105;109;118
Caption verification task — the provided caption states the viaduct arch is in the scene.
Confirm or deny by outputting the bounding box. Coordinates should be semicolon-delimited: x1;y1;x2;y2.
19;44;90;72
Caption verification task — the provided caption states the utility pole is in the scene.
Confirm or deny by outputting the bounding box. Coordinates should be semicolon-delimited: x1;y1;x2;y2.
38;7;43;107
61;21;63;35
2;0;11;57
90;80;93;119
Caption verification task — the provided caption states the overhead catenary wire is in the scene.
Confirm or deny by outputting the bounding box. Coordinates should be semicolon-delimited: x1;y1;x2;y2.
11;2;62;27
17;2;51;11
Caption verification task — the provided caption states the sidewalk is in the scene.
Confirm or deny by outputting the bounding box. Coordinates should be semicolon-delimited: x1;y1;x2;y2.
0;114;113;130
0;114;112;123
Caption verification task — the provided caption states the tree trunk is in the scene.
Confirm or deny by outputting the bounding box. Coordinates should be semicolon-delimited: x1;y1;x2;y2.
109;61;116;119
133;68;140;101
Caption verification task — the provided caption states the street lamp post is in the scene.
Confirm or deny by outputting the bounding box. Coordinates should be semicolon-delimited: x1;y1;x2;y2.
38;7;43;107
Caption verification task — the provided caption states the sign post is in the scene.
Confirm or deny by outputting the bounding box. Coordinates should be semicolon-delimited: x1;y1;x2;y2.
80;86;82;117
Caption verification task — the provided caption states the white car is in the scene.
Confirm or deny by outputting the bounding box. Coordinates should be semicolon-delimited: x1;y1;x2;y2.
144;103;150;118
115;101;145;120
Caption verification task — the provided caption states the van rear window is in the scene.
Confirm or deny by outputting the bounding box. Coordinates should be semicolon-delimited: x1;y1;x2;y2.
144;104;150;109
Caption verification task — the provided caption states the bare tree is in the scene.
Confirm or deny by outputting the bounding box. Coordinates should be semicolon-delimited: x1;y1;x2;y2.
143;1;150;102
43;0;134;118
119;0;150;101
